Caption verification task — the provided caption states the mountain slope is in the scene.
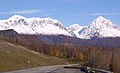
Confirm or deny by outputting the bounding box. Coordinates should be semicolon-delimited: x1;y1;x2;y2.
69;16;120;39
67;24;85;38
0;15;73;36
0;40;67;72
1;15;120;39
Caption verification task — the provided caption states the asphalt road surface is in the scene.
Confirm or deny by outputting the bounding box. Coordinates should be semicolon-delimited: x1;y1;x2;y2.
3;65;84;73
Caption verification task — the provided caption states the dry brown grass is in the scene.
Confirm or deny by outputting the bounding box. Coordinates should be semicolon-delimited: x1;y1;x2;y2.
0;41;67;72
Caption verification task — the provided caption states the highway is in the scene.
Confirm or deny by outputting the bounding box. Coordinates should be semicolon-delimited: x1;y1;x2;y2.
3;65;84;73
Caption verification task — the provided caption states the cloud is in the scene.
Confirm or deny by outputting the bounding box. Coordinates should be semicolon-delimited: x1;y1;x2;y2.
73;13;120;16
93;13;120;16
0;9;44;15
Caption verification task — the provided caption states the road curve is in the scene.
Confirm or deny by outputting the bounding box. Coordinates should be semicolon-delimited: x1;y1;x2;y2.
3;65;84;73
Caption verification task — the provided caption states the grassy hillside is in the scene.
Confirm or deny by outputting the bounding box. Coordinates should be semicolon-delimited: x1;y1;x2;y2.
0;41;68;72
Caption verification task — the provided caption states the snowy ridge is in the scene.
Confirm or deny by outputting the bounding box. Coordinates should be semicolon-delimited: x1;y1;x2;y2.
67;24;85;38
0;15;73;36
0;15;120;39
68;16;120;39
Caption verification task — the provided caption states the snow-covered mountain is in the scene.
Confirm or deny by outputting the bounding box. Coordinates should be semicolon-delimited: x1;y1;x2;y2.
67;24;85;38
0;15;120;39
69;16;120;39
0;15;73;36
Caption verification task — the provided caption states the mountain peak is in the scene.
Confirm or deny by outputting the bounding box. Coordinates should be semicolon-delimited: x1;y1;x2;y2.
8;15;26;21
90;16;113;27
68;24;83;31
69;24;80;28
78;16;120;39
97;16;105;19
95;16;107;21
0;15;73;36
11;15;25;18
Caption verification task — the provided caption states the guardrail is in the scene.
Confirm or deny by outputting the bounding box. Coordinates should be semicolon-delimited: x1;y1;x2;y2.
87;67;113;73
64;65;113;73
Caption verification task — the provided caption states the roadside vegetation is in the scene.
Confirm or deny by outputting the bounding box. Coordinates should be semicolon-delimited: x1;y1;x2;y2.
0;31;119;73
0;41;67;72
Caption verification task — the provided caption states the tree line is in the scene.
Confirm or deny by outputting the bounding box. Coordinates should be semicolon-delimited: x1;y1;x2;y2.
0;34;120;73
